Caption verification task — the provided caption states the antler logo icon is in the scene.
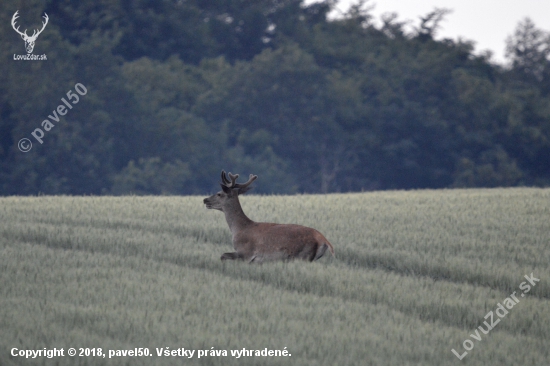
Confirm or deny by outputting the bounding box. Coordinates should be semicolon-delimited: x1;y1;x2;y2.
11;10;49;54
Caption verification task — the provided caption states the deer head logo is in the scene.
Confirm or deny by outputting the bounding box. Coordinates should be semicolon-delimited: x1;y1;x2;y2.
11;11;49;54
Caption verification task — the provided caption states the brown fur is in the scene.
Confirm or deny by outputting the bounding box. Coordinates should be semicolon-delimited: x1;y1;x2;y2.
203;171;335;263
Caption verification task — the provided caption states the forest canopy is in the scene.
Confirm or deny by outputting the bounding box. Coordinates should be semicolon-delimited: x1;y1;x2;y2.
1;0;549;194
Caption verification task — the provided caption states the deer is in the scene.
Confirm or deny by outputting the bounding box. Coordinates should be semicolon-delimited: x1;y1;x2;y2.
203;170;335;263
11;11;49;54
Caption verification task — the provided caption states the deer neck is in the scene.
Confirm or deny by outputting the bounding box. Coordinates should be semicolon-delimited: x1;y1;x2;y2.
223;197;253;234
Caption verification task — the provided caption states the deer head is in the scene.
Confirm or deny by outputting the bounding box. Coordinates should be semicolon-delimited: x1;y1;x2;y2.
12;11;49;54
203;170;257;211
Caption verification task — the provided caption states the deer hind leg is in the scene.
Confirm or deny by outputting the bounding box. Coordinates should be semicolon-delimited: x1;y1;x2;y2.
221;252;244;261
312;243;328;261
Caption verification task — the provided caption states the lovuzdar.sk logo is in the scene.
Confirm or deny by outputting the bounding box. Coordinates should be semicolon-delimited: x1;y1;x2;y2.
11;10;48;61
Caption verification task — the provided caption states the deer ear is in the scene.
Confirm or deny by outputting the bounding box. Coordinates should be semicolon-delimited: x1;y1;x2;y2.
220;184;231;193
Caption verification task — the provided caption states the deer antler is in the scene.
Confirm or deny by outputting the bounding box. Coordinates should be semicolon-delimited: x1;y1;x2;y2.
221;171;239;188
221;170;257;190
221;170;232;186
221;170;228;185
11;11;27;37
11;11;48;40
32;13;49;39
237;174;258;190
228;172;239;187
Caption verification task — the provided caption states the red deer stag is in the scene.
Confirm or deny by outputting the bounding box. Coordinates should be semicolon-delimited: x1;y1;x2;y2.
203;171;335;263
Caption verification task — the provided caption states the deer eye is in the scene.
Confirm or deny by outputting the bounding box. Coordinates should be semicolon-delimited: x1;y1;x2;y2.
217;193;221;196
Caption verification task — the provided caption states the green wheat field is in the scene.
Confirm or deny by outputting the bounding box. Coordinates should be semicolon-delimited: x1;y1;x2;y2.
1;188;549;365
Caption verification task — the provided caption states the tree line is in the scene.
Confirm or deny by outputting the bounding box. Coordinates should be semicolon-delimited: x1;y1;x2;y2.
1;0;549;195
